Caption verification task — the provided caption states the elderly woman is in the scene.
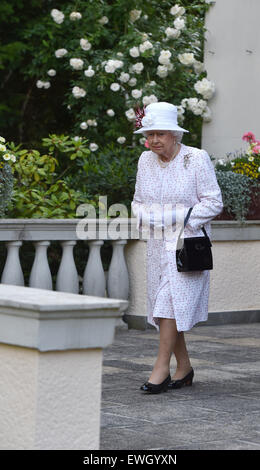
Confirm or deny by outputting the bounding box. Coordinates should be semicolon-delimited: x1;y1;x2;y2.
131;101;223;394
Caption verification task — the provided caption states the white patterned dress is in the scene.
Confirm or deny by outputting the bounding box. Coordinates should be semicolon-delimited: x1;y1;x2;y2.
131;143;223;332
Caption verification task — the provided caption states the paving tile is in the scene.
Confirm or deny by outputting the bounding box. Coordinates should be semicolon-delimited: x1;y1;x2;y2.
100;323;260;450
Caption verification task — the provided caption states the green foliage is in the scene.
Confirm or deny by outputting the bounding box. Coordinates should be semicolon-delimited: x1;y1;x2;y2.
5;135;95;218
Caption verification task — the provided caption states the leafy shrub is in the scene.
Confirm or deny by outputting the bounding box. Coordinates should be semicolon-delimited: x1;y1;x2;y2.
5;135;97;218
17;0;213;149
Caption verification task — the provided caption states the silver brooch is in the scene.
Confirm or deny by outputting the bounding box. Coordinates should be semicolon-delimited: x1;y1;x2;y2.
183;153;192;169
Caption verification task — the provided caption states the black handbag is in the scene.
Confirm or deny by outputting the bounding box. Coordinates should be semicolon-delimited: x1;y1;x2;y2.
176;208;213;272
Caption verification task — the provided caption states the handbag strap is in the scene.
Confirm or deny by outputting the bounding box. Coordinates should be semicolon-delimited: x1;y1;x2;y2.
179;207;208;238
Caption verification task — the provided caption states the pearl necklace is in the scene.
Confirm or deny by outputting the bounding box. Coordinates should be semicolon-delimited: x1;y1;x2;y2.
157;143;180;168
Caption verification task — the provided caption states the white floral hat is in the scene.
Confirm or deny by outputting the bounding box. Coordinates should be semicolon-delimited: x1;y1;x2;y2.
134;101;189;134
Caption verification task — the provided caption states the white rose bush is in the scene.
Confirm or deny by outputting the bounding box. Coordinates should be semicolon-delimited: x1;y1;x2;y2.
31;0;214;152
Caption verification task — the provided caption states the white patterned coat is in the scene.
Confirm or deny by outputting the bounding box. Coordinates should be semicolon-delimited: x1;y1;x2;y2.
131;143;223;332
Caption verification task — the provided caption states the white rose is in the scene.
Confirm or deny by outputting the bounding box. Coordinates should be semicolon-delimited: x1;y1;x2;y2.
165;27;181;39
193;60;205;74
117;137;126;144
89;143;98;152
3;153;10;160
80;122;88;130
129;9;142;22
158;50;172;65
119;72;130;83
55;48;68;58
178;53;196;66
129;47;140;58
36;80;50;89
125;108;136;121
113;60;124;69
70;58;84;70
0;144;7;151
105;61;116;73
139;137;146;145
139;41;153;53
132;62;144;74
36;80;44;88
80;38;92;51
202;106;212;122
107;109;115;117
0;136;6;143
194;78;215;100
72;86;86;98
186;97;208;115
128;77;137;87
70;12;82;21
142;94;158;106
47;69;56;77
110;83;120;92
174;17;185;30
84;66;95;77
98;16;109;25
50;9;64;24
131;89;142;99
170;5;185;16
156;65;168;78
87;119;97;127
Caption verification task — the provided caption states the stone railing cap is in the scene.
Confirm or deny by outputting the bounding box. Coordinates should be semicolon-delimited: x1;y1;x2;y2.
0;284;128;351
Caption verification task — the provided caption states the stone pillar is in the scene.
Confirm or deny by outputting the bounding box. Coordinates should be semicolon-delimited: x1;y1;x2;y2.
0;284;128;450
124;240;148;329
202;0;260;158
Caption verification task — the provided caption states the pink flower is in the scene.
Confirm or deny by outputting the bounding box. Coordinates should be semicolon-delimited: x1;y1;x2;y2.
252;143;260;153
145;140;150;148
242;132;256;142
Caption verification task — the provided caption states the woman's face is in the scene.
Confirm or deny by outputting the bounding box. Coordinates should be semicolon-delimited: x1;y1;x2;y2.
146;130;176;158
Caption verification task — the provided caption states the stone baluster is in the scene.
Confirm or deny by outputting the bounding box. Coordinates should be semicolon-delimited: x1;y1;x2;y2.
1;241;24;286
107;240;129;300
29;241;53;290
56;241;79;293
83;240;106;297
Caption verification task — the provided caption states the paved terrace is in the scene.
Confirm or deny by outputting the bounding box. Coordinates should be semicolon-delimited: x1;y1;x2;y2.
100;322;260;450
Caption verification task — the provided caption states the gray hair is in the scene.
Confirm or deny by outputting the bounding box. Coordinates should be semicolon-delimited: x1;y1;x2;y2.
171;131;183;143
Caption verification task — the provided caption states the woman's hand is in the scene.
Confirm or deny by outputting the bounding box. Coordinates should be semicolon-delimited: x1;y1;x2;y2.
141;207;176;229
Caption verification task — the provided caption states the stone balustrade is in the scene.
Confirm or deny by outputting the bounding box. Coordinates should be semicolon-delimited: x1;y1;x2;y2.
1;218;260;329
0;218;138;300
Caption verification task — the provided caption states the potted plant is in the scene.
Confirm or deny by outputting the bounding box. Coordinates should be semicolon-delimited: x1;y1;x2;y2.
214;132;260;221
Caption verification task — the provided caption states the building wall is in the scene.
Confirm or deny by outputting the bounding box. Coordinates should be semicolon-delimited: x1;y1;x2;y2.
202;0;260;158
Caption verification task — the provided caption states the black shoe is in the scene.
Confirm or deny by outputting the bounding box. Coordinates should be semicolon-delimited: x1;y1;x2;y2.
140;374;171;394
168;368;194;390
